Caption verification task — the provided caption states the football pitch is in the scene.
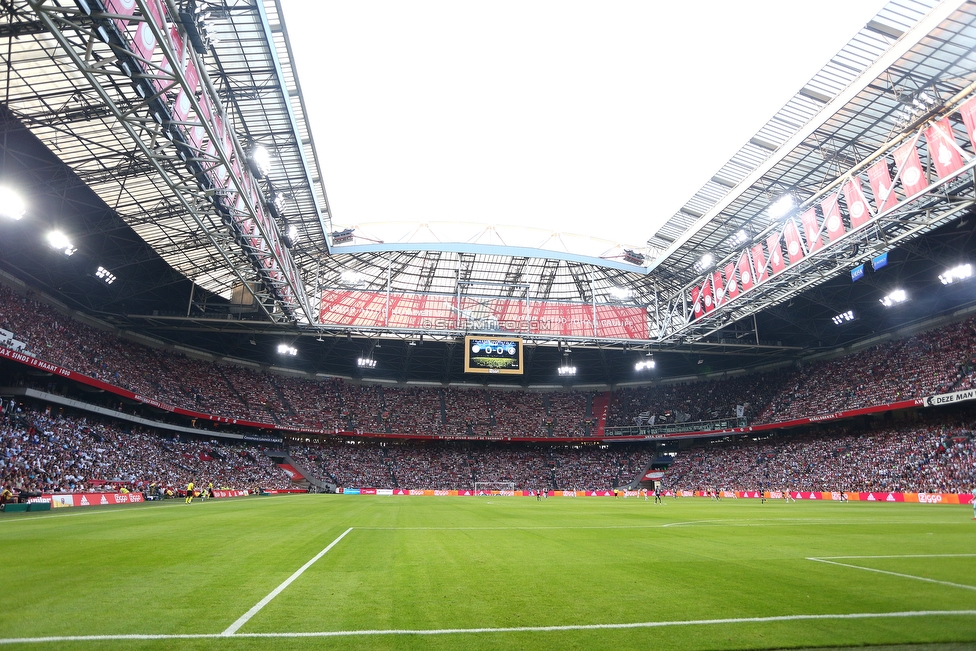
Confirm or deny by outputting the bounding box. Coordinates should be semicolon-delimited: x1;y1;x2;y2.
1;495;974;651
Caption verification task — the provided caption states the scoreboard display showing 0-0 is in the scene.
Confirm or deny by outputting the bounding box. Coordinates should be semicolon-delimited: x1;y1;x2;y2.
464;336;523;375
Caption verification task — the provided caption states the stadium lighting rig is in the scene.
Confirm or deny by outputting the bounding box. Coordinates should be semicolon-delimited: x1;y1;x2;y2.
939;264;972;285
635;354;655;371
558;365;577;376
609;286;633;300
692;253;714;273
879;289;908;307
357;357;377;369
0;186;25;220
47;230;76;256
767;194;795;221
832;310;855;325
277;343;298;356
248;144;272;178
726;229;750;248
95;266;117;285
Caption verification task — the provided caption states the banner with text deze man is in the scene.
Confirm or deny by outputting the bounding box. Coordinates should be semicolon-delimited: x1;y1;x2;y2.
43;492;145;508
319;290;648;339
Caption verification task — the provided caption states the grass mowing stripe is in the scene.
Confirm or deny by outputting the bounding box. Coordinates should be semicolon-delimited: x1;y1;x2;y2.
807;557;976;591
0;610;973;644
222;527;354;636
819;554;976;559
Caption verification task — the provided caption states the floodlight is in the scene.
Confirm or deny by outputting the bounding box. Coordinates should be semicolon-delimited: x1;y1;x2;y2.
47;231;76;256
831;310;854;325
879;289;908;307
939;264;972;285
609;286;632;300
558;365;577;376
287;224;299;242
0;186;26;220
339;269;366;287
357;357;376;368
635;355;655;371
693;253;714;273
250;145;271;177
768;194;794;220
277;343;298;356
727;229;749;248
95;266;117;285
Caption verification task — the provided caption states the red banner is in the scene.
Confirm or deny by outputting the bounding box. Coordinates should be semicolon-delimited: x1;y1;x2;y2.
959;96;976;150
691;285;703;320
800;208;823;253
712;271;725;307
319;291;648;340
843;177;874;229
893;139;928;197
702;275;715;313
738;251;755;291
724;263;739;300
766;233;786;274
924;118;965;180
783;219;805;264
43;492;145;508
867;159;898;214
751;243;768;283
820;193;845;243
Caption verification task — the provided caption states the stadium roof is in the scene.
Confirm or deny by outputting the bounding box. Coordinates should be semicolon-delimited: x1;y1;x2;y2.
2;0;976;381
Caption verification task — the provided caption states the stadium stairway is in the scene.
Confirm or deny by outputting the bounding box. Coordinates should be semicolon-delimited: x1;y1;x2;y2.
268;452;336;493
591;392;611;437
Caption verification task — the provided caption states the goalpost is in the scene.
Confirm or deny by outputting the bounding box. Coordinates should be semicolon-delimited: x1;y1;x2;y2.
474;481;515;496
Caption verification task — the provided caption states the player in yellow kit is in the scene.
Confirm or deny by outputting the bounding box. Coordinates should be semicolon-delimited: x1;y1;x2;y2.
185;480;195;504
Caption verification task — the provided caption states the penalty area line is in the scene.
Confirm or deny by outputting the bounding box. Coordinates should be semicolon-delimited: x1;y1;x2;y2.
221;527;353;636
0;610;974;644
807;557;976;591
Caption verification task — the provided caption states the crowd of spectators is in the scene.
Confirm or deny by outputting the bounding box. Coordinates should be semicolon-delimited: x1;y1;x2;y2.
290;439;651;491
0;404;292;497
662;414;976;494
4;282;976;440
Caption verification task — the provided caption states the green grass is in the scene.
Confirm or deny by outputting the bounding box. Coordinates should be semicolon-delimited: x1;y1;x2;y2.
0;495;974;650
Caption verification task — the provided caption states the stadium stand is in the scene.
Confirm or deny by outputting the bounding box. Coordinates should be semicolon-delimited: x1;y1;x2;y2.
0;405;292;497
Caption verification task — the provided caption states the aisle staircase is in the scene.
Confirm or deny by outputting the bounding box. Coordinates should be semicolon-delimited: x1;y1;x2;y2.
591;392;611;437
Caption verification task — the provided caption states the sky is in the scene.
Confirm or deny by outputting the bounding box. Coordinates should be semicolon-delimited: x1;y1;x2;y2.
278;0;893;254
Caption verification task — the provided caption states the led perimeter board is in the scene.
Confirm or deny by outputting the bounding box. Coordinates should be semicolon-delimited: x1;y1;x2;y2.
464;336;523;375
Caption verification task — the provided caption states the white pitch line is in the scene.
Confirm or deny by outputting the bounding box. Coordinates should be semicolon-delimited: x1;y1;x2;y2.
818;553;976;560
221;527;353;636
0;610;974;645
807;557;976;591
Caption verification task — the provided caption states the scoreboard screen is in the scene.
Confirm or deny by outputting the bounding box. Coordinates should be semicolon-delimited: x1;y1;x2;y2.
464;336;523;375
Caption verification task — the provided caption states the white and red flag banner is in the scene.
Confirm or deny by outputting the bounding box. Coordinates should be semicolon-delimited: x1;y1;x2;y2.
924;118;966;180
867;159;899;215
738;252;754;292
893;139;928;197
782;219;805;264
712;271;725;307
702;275;715;313
766;233;786;274
724;263;739;300
800;208;823;253
691;286;703;320
843;178;873;229
820;193;845;243
958;96;976;151
751;243;769;283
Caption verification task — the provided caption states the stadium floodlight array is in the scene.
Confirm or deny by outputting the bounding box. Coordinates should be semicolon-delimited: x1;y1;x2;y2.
0;186;25;220
832;310;855;325
692;253;714;273
609;286;632;300
95;266;117;285
558;365;577;376
635;355;655;371
726;229;749;248
357;357;376;368
939;264;972;285
879;289;908;307
277;344;298;356
47;230;76;256
767;194;794;221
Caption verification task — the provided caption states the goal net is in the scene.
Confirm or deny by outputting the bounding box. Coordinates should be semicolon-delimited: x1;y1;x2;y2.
474;481;515;496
